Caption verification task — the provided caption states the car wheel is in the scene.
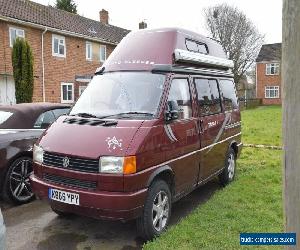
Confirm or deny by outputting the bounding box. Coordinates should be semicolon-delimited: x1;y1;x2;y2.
219;148;236;186
137;179;171;241
4;156;35;204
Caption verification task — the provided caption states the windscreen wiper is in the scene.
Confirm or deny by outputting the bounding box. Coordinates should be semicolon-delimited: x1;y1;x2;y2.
101;112;154;119
70;112;99;118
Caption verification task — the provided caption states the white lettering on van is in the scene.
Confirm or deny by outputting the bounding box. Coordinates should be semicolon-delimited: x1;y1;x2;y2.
208;121;217;128
106;136;123;151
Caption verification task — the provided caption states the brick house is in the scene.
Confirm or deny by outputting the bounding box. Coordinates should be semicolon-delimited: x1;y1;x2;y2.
256;43;282;105
0;0;129;104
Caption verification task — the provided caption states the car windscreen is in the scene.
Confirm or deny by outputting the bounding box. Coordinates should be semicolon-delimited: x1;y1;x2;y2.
70;72;165;118
0;111;14;126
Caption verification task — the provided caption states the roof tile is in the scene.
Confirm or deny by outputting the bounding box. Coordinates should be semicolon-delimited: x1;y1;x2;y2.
0;0;130;44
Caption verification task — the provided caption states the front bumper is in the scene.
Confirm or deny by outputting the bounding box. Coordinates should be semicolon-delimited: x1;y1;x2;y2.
30;175;148;221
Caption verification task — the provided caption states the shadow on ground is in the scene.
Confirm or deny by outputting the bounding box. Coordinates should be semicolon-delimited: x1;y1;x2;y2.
3;179;221;250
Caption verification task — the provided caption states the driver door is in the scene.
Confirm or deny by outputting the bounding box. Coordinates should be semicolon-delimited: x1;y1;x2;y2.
164;77;200;196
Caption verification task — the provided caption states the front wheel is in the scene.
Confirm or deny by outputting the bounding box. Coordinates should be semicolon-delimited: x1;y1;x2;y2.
3;156;35;204
219;148;236;186
137;180;171;241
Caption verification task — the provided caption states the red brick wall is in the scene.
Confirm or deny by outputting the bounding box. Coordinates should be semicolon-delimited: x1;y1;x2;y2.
256;62;282;105
0;21;116;103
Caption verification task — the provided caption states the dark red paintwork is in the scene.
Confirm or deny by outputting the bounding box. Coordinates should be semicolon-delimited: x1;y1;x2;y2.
30;28;242;221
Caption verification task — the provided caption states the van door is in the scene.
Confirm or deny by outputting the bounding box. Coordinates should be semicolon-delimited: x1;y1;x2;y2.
164;77;200;195
194;78;226;180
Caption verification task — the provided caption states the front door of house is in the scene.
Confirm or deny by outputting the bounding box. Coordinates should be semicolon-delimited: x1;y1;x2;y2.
0;76;16;105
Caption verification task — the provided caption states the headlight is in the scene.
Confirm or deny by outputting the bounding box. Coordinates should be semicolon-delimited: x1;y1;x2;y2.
33;144;44;164
99;156;136;174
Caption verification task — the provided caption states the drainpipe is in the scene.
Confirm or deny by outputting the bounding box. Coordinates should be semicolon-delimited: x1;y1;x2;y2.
41;27;47;102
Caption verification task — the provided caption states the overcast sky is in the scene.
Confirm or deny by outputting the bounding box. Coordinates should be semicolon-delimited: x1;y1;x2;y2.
33;0;282;44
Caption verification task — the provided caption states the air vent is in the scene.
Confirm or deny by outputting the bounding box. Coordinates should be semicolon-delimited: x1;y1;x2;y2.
63;117;117;127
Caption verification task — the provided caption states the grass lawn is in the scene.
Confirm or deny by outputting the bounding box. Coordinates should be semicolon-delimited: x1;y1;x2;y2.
144;106;283;250
242;106;282;146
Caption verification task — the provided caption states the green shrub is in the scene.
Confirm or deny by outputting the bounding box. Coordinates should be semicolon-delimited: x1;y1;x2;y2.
12;38;34;103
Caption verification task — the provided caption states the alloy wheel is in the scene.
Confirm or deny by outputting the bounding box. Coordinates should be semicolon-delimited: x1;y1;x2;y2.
152;191;169;232
228;153;235;180
9;158;34;202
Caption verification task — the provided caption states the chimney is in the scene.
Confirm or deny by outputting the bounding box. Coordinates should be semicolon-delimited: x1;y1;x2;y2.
139;21;147;29
100;9;109;24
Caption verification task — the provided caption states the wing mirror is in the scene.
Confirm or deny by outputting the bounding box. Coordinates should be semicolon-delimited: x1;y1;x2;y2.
165;100;179;122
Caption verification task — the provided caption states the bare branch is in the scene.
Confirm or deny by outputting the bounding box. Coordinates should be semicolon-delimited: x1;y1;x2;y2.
204;3;264;84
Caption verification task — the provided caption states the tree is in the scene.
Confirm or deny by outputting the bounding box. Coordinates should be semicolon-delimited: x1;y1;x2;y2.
282;0;300;247
55;0;77;14
12;38;34;103
204;4;264;84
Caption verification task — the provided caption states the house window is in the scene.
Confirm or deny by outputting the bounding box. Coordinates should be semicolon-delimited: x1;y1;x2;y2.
79;86;87;96
86;42;92;61
265;86;279;98
61;83;74;103
100;45;106;62
9;27;25;47
266;63;280;75
52;35;66;57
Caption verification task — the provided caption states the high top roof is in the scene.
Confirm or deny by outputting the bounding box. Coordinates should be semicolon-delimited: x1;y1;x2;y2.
101;28;232;73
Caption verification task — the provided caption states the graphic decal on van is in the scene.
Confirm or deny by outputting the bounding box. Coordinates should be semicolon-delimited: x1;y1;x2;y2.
164;125;178;142
207;113;232;154
105;136;123;151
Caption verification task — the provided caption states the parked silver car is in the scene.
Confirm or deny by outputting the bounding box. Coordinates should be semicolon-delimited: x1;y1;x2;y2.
0;209;5;250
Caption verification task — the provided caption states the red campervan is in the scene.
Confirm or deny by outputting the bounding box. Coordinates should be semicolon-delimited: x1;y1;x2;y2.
31;28;242;240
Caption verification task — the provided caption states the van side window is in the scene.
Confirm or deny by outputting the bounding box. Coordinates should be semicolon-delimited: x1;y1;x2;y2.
219;79;238;111
195;78;222;116
167;79;192;119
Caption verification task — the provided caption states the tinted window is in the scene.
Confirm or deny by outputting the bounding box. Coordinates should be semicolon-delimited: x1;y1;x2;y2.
167;79;192;119
0;111;13;125
195;79;222;116
186;39;208;54
219;79;238;111
52;108;70;118
34;110;56;129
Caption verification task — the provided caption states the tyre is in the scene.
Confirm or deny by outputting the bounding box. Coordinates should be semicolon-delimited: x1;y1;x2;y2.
3;156;35;204
137;179;171;241
219;148;236;186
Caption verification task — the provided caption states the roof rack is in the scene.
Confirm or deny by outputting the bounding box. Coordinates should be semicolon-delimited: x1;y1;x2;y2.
174;49;234;69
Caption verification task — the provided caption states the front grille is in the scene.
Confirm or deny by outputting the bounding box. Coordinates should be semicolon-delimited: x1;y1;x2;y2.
43;173;97;190
43;152;99;173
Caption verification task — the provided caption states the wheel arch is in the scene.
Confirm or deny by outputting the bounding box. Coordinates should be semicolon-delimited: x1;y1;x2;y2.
146;165;175;198
229;140;238;157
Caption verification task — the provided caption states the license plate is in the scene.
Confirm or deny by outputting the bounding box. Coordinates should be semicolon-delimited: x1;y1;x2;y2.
48;188;79;205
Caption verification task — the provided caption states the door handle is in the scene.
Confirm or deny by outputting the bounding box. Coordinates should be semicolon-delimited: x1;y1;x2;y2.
199;119;204;133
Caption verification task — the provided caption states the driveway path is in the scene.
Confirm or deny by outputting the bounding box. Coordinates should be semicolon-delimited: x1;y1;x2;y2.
1;180;220;250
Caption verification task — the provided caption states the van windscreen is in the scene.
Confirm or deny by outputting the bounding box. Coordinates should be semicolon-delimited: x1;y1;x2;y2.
70;72;165;118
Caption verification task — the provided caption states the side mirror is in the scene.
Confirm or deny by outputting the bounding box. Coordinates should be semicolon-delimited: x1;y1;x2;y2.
165;100;179;122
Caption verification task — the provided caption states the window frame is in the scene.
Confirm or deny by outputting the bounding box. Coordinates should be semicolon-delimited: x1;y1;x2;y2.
9;27;25;47
99;45;107;62
194;77;223;117
266;63;280;75
167;77;193;121
61;82;74;103
218;78;239;112
86;41;92;61
265;85;280;99
52;34;66;58
78;85;87;96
